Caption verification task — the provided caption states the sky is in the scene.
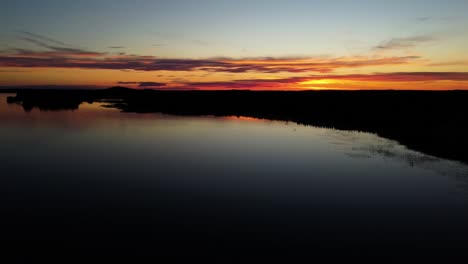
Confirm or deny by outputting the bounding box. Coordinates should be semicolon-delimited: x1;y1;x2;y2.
1;0;468;90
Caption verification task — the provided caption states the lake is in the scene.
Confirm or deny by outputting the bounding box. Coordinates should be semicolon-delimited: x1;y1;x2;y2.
1;93;468;262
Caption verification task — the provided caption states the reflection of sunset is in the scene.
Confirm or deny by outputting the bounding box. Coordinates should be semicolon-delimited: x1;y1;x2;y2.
222;116;263;122
79;102;120;112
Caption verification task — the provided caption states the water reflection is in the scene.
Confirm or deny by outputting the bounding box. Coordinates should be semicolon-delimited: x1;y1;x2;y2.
1;93;468;261
325;129;467;189
2;92;468;203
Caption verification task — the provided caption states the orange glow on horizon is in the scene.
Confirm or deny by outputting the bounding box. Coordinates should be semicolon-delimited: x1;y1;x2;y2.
298;79;339;90
2;65;468;91
299;79;334;85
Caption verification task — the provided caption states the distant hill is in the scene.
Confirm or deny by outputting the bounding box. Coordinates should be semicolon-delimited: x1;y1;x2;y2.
105;86;135;92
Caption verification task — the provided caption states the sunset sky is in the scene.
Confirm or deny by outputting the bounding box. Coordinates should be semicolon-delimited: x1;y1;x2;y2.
1;0;468;90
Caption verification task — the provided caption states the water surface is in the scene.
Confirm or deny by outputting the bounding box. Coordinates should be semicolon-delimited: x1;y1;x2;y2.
1;94;468;261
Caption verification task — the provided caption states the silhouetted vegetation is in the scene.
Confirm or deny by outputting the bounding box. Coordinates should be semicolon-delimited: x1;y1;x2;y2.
0;89;19;94
7;88;468;163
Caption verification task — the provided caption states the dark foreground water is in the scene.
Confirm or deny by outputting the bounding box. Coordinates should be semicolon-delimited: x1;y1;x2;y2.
1;94;468;262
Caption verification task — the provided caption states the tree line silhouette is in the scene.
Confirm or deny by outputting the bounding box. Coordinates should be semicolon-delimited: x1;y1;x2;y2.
7;87;468;164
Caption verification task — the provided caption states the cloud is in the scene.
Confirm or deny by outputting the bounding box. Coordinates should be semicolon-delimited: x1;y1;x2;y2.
11;46;103;57
428;60;468;66
138;82;166;87
4;72;467;91
312;72;468;82
415;16;454;23
0;69;30;73
184;78;303;90
0;84;103;90
416;17;431;22
108;46;125;49
16;31;103;56
1;32;421;73
181;72;468;90
117;81;166;87
117;82;140;85
375;35;436;50
18;31;68;46
0;47;420;74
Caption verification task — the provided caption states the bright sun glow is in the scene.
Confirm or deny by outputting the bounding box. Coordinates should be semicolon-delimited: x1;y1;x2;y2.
299;79;334;85
296;79;345;90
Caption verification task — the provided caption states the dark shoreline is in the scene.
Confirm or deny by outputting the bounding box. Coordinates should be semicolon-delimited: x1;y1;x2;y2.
6;88;468;164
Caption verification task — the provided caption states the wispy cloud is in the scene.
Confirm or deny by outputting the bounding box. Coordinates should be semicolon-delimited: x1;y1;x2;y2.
375;35;437;50
416;17;432;22
0;32;422;74
108;46;125;49
428;60;468;66
181;72;468;90
0;69;30;73
303;72;468;82
17;31;68;46
16;31;102;56
183;77;307;90
415;16;454;23
0;48;420;73
117;81;166;87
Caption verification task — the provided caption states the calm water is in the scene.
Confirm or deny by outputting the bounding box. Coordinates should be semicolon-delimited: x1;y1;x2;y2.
1;94;468;261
